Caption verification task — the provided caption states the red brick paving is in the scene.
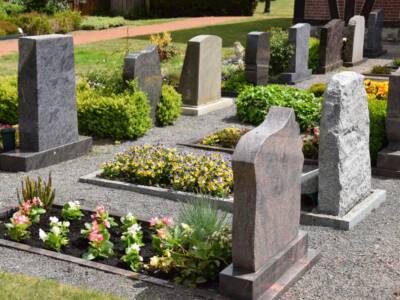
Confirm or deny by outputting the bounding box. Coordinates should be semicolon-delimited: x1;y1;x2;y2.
0;16;247;56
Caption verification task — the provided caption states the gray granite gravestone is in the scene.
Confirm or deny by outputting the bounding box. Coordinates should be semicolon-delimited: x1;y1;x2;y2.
318;19;344;74
364;9;387;58
343;15;366;67
376;69;400;176
219;106;320;299
0;34;92;172
245;31;270;85
278;23;312;84
179;35;232;115
318;72;371;216
123;45;162;122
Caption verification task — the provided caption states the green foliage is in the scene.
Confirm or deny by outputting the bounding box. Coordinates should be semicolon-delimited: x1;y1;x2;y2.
371;65;392;75
61;201;84;221
0;75;18;125
40;219;70;252
302;128;319;160
309;37;320;73
236;85;321;131
269;27;294;76
12;12;53;35
201;127;250;148
80;16;126;30
101;145;233;197
221;63;248;92
393;57;400;67
17;174;55;209
308;83;326;98
157;85;182;126
52;10;81;33
11;0;69;14
0;19;18;35
0;0;25;17
149;32;178;61
120;214;144;272
369;98;387;164
5;212;31;241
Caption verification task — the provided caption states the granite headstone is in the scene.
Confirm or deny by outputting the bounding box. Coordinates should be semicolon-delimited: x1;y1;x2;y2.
219;106;319;299
364;9;386;58
343;15;365;66
123;45;162;122
245;31;270;85
278;23;312;84
318;72;371;217
318;19;344;74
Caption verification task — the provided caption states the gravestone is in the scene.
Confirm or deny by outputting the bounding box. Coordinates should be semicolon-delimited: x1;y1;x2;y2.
278;23;312;84
123;45;162;122
219;107;320;299
0;34;92;172
179;35;233;115
376;69;400;175
343;15;366;67
318;19;344;74
318;72;371;216
364;9;387;58
245;31;270;85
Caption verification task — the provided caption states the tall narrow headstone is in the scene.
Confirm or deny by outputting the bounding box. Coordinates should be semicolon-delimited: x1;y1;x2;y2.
0;34;92;172
318;19;344;74
245;32;270;85
364;9;387;58
123;45;162;122
278;23;312;84
343;15;366;66
219;107;320;299
318;72;371;216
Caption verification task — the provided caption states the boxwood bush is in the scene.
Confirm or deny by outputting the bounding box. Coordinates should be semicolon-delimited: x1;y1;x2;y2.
236;85;321;131
157;85;182;126
309;37;320;73
269;27;294;76
369;98;387;164
0;76;18;125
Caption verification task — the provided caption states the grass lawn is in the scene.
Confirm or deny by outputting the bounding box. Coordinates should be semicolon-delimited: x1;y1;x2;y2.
254;0;295;18
0;271;125;300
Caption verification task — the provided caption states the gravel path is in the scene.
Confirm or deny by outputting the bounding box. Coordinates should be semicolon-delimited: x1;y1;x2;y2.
1;52;399;299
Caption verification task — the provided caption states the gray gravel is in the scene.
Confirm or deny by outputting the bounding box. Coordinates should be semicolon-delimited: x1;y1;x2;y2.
1;47;400;299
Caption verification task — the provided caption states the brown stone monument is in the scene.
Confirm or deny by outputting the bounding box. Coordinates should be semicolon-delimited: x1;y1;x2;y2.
219;106;320;299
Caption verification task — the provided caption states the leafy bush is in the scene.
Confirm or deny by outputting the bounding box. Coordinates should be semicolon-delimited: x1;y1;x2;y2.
13;12;52;35
149;32;178;61
236;85;321;131
221;63;248;92
148;0;257;17
309;37;320;73
13;0;69;14
148;198;231;287
0;19;19;36
77;80;152;140
0;0;25;17
157;85;182;126
52;10;81;33
369;98;387;164
371;65;391;75
80;16;126;30
100;145;233;197
201;127;250;148
0;75;18;125
308;83;326;98
393;57;400;67
302;127;319;160
269;27;294;76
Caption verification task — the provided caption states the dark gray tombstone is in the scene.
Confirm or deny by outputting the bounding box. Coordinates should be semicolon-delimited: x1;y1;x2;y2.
364;9;387;58
219;106;320;299
318;19;344;74
123;45;162;122
343;15;366;67
245;31;270;85
278;23;312;84
0;34;92;172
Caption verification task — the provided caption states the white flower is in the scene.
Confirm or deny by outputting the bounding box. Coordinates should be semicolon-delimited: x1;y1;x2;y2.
63;221;70;228
49;216;59;225
69;201;80;209
128;243;141;253
51;226;61;236
39;229;48;241
128;223;141;235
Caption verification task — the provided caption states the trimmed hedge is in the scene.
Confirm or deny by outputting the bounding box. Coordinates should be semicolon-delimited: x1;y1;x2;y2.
157;85;182;126
0;76;18;125
148;0;258;17
369;98;387;164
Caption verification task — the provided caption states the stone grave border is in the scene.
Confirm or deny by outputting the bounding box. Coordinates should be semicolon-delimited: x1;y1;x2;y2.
0;204;219;299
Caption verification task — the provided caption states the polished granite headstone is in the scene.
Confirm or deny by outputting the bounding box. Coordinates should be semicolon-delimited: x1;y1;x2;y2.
219;107;320;299
318;19;344;74
343;15;366;67
0;34;92;172
364;9;387;58
245;31;270;85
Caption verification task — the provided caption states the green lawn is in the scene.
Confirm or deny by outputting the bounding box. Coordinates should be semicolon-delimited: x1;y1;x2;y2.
254;0;295;17
0;271;125;300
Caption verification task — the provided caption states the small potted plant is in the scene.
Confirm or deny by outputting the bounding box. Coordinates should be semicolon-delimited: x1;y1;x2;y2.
0;124;16;152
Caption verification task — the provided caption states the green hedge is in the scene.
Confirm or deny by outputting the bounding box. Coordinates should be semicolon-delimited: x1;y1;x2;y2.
369;98;387;164
0;76;18;125
269;27;294;76
157;85;182;126
309;37;320;73
148;0;257;17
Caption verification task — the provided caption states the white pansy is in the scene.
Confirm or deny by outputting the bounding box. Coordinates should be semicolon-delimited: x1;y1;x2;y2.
39;229;48;241
49;216;59;224
51;226;61;236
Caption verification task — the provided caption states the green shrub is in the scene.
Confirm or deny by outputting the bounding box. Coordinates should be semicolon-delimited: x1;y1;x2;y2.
0;19;18;36
0;75;18;125
101;145;233;197
393;58;400;67
15;0;69;14
157;85;182;126
371;65;392;75
236;85;321;131
201;127;250;149
77;81;152;140
80;16;126;30
309;37;320;73
13;12;52;35
369;98;387;164
52;10;81;33
269;27;294;76
0;0;25;17
308;83;326;98
221;64;248;92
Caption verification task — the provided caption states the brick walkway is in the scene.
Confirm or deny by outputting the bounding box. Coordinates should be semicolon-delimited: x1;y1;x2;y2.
0;16;247;56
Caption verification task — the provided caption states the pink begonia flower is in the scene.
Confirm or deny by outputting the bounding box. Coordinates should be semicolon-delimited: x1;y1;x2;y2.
21;201;32;214
162;216;174;227
103;219;110;228
89;232;104;243
32;197;43;206
149;217;159;227
156;229;167;239
14;214;29;225
96;205;106;215
91;221;100;232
